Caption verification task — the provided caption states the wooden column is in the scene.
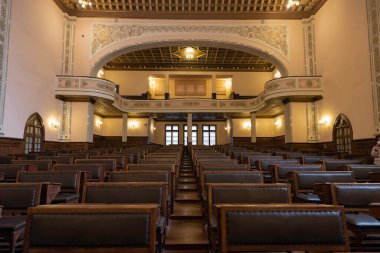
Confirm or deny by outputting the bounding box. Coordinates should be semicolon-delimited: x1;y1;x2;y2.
122;113;128;143
187;113;192;146
251;112;257;143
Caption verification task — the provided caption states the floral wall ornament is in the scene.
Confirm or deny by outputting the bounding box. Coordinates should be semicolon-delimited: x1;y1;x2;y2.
91;24;288;58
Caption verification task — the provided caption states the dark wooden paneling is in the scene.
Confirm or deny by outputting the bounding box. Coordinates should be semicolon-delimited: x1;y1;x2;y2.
93;135;122;148
0;137;23;155
126;137;148;146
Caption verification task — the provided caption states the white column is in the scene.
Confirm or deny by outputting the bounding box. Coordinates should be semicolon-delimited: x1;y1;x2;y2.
251;113;257;143
227;118;233;145
122;113;128;143
147;116;154;144
187;113;192;146
86;101;94;143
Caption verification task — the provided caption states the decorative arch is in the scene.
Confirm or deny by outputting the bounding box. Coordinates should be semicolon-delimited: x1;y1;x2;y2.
333;113;353;154
24;113;44;154
89;27;290;77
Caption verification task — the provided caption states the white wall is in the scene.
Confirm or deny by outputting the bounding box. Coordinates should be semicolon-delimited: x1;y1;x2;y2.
3;0;63;140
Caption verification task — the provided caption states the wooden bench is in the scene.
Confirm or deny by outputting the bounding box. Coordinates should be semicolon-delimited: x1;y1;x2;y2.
38;156;74;164
53;164;105;182
17;171;81;204
322;159;363;171
91;155;127;170
12;160;53;171
0;164;37;182
248;155;282;170
269;164;324;183
208;183;291;252
217;204;349;253
75;158;117;174
299;155;337;164
289;171;355;203
338;164;380;182
82;182;168;253
319;183;380;248
110;171;174;214
23;204;159;253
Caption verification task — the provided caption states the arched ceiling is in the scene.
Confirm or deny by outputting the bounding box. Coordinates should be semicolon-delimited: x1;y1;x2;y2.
54;0;327;19
103;45;276;72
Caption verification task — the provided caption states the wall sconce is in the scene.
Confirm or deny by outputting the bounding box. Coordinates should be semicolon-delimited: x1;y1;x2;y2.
274;119;282;127
243;122;251;129
95;120;103;127
274;69;281;79
48;119;59;128
153;127;156;131
149;76;155;88
97;69;105;78
318;116;331;126
225;79;232;89
129;121;138;128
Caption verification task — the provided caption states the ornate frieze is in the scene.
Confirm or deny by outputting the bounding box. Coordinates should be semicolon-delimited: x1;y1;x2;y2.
367;0;380;133
59;101;72;141
0;0;11;134
307;102;320;141
62;15;76;75
91;24;288;58
302;16;316;75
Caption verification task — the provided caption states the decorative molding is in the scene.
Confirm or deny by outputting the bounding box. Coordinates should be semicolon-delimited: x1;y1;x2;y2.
306;102;320;141
91;24;288;58
56;76;323;114
284;102;293;143
367;0;380;134
87;103;94;143
59;101;72;141
0;0;12;134
302;16;316;75
62;15;76;75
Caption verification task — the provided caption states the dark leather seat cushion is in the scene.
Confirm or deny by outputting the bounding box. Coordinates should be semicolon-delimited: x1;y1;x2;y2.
296;193;321;203
0;216;26;231
51;193;80;204
346;213;380;229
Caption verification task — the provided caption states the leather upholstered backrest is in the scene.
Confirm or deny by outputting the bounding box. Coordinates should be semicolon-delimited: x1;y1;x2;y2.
295;172;355;190
333;183;380;208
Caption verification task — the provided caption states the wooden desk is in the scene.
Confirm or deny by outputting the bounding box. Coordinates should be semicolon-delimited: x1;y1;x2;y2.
40;182;62;204
369;203;380;219
313;183;333;204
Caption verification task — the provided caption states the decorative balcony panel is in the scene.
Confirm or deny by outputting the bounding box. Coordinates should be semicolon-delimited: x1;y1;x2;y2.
56;76;323;115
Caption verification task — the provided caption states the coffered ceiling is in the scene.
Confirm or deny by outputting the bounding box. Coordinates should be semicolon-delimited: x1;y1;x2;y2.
54;0;327;19
104;46;276;72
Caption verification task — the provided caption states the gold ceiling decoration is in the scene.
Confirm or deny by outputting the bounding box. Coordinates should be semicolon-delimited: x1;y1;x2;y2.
103;45;276;72
53;0;327;19
172;47;206;60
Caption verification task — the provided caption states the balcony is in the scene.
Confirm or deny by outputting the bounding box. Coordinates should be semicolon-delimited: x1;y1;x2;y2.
56;76;322;115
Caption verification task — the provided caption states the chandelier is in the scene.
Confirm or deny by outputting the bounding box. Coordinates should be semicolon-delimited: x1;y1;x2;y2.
78;0;92;8
287;0;300;9
172;47;206;60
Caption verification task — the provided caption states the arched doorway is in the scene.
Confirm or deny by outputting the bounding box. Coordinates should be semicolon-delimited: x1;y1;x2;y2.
24;113;44;153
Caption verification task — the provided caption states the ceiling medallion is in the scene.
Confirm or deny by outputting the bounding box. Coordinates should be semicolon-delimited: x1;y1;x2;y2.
172;47;206;60
78;0;92;8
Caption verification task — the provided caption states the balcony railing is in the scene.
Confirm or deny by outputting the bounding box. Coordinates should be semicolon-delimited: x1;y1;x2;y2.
56;76;322;113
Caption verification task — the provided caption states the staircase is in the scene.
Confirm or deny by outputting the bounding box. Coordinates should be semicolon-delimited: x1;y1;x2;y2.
164;147;209;253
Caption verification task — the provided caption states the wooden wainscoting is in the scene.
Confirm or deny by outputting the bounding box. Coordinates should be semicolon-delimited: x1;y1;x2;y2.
0;137;24;155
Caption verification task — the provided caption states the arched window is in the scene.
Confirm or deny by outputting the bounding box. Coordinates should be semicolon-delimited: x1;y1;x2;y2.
24;113;44;153
333;114;353;154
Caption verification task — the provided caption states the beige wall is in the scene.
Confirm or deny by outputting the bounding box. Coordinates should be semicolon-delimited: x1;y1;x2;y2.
257;118;275;137
232;119;252;137
290;103;308;142
314;0;374;141
105;70;273;97
3;0;63;140
71;103;91;142
93;115;104;136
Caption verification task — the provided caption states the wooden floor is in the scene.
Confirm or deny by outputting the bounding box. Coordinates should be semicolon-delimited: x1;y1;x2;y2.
164;150;210;252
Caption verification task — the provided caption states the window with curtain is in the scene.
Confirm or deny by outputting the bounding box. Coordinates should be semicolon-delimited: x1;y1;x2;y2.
184;125;198;146
203;125;216;146
24;113;44;153
165;124;179;145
